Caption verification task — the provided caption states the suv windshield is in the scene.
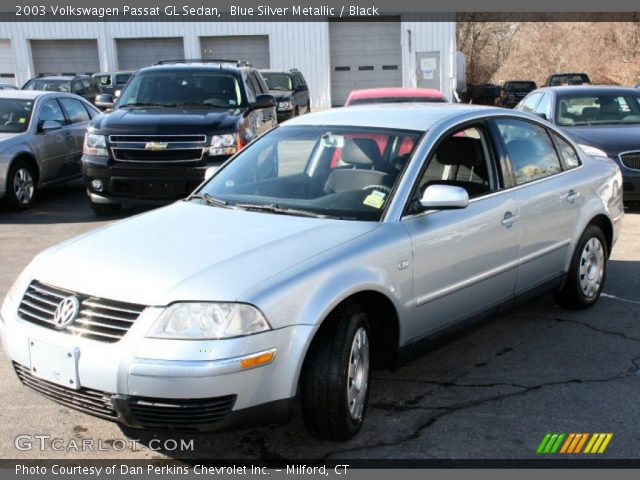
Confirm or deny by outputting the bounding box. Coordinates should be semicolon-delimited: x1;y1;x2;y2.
550;74;590;86
262;73;293;91
197;125;421;221
117;71;243;108
23;79;71;93
557;94;640;126
0;98;34;133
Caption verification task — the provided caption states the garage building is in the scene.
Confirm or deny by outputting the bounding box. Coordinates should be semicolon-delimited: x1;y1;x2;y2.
0;18;457;108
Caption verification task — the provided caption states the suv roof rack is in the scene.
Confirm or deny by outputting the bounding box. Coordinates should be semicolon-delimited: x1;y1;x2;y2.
154;59;252;67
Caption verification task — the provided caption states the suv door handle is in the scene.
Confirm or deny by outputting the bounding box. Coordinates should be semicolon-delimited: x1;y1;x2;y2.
501;211;519;228
566;190;580;204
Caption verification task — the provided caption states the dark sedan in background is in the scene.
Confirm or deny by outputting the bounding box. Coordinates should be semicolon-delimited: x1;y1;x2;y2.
516;86;640;203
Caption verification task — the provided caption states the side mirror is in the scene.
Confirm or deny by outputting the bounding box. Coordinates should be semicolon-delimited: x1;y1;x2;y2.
39;120;62;132
534;112;548;121
95;94;114;109
204;166;218;181
419;184;469;210
253;94;275;110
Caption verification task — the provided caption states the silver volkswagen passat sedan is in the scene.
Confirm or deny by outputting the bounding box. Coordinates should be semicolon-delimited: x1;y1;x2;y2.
0;105;624;440
0;91;99;210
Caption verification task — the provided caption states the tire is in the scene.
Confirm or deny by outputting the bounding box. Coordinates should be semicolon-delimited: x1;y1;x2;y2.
554;225;608;309
300;302;371;441
4;159;37;211
90;200;121;216
294;107;300;117
306;102;311;114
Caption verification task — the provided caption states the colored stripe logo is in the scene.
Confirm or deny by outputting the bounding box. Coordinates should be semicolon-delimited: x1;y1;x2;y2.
537;433;613;454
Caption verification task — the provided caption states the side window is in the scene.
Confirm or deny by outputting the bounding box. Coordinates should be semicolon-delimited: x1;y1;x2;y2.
551;132;581;169
417;126;496;199
59;98;90;124
253;72;269;94
535;94;552;120
37;99;66;125
244;73;257;102
71;81;84;95
96;75;111;87
495;119;562;185
520;93;542;113
298;74;307;87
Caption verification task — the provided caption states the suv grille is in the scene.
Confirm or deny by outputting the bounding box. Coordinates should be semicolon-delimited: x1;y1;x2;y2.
14;362;118;420
18;281;145;343
620;152;640;170
109;135;208;163
128;395;236;429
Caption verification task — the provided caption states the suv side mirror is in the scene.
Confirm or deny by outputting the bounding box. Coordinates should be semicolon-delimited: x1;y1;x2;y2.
419;184;469;210
39;120;62;132
95;94;114;109
253;94;275;110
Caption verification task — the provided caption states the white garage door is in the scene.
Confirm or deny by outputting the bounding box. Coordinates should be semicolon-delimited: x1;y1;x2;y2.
31;39;99;75
0;40;16;85
330;20;402;106
200;36;270;69
116;38;184;70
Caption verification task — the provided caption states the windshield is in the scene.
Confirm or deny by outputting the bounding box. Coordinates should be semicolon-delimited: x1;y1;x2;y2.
550;74;590;86
115;73;132;86
557;94;640;126
117;71;243;108
506;82;535;92
23;79;71;93
0;98;34;133
197;125;422;221
262;73;293;91
349;96;445;105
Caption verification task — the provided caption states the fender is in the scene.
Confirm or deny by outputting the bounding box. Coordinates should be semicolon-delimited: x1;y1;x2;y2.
0;146;38;198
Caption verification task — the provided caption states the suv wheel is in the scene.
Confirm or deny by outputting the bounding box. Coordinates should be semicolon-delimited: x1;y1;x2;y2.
90;200;121;216
5;159;37;210
554;225;607;309
300;302;371;440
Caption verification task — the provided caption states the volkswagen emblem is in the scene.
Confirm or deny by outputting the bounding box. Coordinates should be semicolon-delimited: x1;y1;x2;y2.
53;296;80;330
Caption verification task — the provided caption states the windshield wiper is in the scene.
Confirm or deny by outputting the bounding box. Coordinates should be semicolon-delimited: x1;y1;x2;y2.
188;193;233;209
120;102;167;108
168;102;223;108
233;202;330;218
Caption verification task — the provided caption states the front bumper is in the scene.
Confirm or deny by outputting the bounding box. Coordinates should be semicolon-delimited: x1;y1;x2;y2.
620;168;640;201
1;294;315;432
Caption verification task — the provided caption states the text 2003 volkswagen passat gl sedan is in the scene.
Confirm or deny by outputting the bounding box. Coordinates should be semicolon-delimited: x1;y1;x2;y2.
0;105;624;440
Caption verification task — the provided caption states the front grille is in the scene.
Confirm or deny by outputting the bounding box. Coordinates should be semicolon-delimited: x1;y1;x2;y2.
623;182;634;192
109;134;208;163
18;281;146;343
128;395;236;429
14;362;118;420
620;152;640;170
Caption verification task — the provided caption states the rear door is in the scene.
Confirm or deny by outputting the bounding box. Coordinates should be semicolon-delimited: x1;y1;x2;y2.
32;98;74;182
58;97;92;176
492;118;581;294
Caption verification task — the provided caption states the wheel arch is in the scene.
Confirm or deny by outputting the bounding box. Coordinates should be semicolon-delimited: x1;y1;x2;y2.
11;151;40;185
586;214;614;258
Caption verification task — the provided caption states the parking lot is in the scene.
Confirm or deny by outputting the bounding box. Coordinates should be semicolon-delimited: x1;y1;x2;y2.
0;181;638;460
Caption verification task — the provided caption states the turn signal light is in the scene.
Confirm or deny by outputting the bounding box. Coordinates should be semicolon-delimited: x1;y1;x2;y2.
240;349;276;369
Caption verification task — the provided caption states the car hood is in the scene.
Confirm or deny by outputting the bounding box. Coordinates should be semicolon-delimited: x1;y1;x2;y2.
30;201;378;306
0;132;21;142
269;90;294;100
90;106;246;135
562;124;640;156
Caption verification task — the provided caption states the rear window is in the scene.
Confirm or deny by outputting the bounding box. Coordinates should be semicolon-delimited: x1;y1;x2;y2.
549;74;590;86
23;79;71;93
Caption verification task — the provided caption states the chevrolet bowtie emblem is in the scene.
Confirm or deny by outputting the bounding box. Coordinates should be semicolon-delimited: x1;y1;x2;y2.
144;142;168;151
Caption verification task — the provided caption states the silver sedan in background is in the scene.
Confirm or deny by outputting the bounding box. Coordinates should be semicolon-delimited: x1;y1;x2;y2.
0;91;99;210
0;105;624;440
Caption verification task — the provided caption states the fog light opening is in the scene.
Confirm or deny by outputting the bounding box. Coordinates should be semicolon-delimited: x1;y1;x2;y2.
91;179;104;192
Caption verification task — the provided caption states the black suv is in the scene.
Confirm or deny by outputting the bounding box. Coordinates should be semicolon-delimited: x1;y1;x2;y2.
22;75;102;104
498;80;537;108
260;69;310;122
82;60;276;215
544;72;591;87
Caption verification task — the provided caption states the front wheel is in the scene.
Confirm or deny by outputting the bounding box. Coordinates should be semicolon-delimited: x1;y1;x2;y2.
300;302;371;440
554;225;607;309
5;159;37;210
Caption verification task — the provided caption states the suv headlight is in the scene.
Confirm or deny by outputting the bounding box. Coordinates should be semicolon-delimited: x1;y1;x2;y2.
147;302;271;340
83;133;108;156
578;144;608;158
209;133;237;156
277;100;294;111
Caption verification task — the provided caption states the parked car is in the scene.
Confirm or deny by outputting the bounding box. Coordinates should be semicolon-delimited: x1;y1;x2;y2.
82;60;276;215
92;71;134;100
497;80;537;108
0;83;17;90
344;87;446;106
0;91;100;209
22;75;102;105
461;83;502;105
515;86;640;203
1;104;623;440
544;72;591;87
260;69;310;122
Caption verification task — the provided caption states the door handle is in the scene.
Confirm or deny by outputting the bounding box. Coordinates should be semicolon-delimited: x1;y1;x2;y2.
501;211;519;228
566;190;580;204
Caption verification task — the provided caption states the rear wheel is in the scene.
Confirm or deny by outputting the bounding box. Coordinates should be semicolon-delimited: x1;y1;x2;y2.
300;302;371;440
90;200;121;216
5;159;37;210
554;225;607;309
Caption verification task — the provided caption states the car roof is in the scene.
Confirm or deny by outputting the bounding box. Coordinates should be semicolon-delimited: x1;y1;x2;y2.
93;71;134;76
0;90;83;100
538;85;640;96
348;87;445;99
283;103;512;131
137;63;246;74
30;76;78;81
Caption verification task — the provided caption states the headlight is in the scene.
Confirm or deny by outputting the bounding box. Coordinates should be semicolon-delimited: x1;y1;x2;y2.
277;100;294;111
147;302;271;340
578;144;608;158
209;133;237;156
83;132;108;156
